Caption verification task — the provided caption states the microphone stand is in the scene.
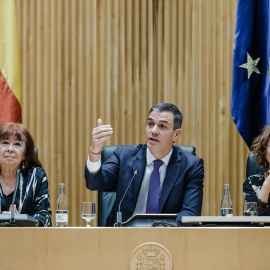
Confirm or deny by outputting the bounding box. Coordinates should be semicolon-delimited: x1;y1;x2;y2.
10;168;21;225
116;170;138;227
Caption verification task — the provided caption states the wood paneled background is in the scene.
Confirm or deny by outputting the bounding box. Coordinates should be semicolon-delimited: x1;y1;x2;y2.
15;0;248;227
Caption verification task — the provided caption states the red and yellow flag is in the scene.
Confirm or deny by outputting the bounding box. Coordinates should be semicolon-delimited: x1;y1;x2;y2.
0;0;21;124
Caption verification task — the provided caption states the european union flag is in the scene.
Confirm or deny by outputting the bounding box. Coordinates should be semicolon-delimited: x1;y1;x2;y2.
231;0;270;148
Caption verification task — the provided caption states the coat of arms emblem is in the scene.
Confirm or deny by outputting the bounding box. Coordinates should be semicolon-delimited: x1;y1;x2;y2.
129;242;172;270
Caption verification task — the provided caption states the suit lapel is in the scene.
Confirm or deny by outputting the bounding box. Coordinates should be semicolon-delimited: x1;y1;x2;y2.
159;146;182;212
132;145;147;207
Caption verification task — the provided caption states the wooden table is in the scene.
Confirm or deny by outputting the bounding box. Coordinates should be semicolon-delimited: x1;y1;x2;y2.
0;227;270;270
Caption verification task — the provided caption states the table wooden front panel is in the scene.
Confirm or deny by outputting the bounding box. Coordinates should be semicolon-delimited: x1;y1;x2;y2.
0;227;269;270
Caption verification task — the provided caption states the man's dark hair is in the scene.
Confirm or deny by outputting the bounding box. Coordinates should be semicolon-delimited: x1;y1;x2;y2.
149;103;183;129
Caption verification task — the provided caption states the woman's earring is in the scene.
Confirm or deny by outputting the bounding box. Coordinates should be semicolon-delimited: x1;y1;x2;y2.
22;160;25;170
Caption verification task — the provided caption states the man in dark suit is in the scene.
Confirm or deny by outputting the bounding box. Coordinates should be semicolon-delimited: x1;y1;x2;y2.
85;103;204;226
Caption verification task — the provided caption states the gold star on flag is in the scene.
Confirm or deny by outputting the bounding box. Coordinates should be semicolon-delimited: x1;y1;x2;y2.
239;53;260;79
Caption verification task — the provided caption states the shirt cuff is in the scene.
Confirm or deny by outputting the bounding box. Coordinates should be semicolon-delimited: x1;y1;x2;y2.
86;155;101;174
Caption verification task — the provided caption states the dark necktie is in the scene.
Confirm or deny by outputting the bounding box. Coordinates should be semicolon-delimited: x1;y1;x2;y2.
146;159;163;213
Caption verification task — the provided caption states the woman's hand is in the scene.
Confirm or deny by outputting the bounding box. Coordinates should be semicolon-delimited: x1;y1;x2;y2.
2;205;19;214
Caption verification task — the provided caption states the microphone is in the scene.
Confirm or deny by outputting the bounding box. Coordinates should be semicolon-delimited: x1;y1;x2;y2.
10;168;21;224
116;170;138;227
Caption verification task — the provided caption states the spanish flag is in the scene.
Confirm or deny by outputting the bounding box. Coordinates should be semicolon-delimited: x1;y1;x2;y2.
0;0;21;124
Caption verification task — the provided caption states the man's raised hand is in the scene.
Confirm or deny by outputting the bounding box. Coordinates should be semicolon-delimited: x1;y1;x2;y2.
89;119;113;161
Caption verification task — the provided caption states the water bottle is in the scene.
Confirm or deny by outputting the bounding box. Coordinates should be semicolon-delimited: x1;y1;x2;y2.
56;183;68;227
220;184;233;216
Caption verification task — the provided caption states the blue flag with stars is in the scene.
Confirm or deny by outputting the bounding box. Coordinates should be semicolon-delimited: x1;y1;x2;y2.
231;0;270;148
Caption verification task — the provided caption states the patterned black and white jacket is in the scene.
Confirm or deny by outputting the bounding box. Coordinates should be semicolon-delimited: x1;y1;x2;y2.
0;167;52;226
243;173;269;216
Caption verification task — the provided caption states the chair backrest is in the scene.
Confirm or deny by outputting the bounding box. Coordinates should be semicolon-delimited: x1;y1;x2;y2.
246;152;265;178
98;145;196;226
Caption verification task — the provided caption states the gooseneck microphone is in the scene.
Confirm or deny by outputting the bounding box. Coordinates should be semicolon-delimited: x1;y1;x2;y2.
10;168;21;224
116;170;138;227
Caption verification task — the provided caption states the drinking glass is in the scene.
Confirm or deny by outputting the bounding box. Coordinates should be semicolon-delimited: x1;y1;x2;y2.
81;202;96;227
243;202;258;216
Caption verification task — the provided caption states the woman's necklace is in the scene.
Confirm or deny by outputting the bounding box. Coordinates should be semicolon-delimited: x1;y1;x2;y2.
0;176;16;196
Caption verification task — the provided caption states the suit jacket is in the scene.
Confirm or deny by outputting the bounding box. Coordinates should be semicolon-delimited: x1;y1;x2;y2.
85;144;204;226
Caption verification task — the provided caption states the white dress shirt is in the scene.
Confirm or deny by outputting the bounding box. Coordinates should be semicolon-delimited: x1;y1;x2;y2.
86;155;101;173
133;148;172;214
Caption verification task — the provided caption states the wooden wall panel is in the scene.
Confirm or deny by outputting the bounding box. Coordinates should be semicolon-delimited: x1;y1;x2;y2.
15;0;248;227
